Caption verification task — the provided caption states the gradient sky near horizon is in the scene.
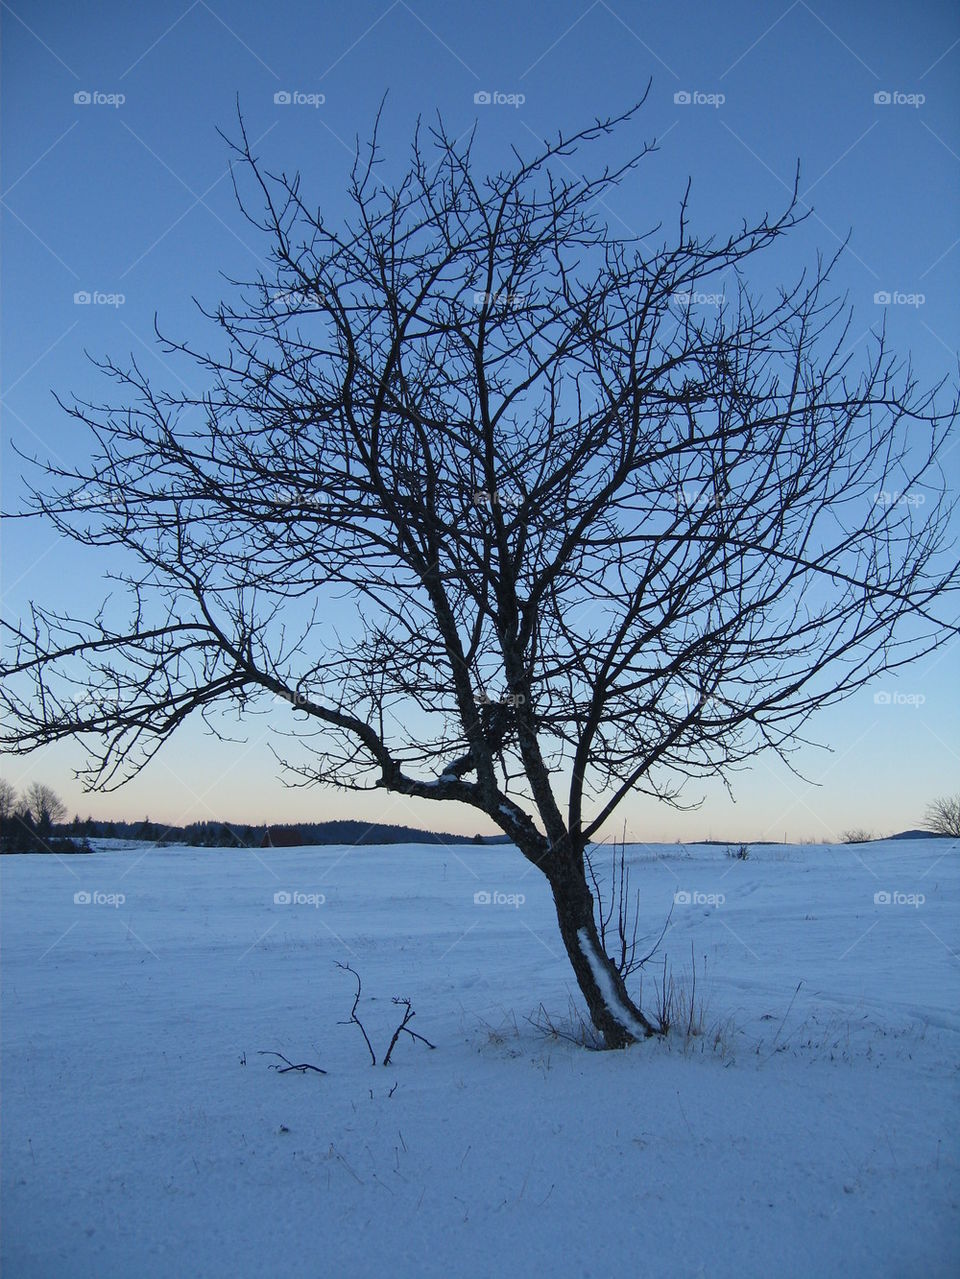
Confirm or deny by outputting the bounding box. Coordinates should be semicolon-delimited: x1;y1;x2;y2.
2;0;958;842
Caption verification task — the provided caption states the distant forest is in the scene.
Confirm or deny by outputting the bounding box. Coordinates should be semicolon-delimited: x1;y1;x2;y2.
2;813;512;853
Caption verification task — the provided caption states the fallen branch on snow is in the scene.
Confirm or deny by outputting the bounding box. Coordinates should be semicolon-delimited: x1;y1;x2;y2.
257;1050;327;1075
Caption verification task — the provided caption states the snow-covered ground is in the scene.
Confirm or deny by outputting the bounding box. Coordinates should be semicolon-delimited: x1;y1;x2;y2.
2;837;958;1277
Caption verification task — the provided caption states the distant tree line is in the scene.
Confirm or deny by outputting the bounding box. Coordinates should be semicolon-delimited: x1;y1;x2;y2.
0;786;510;853
9;780;954;853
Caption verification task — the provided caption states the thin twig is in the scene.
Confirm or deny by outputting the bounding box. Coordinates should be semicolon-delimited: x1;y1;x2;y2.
383;996;436;1066
258;1050;327;1074
337;961;377;1065
767;980;804;1056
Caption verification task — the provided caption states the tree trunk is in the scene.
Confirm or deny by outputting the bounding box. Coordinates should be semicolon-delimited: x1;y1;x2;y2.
545;848;657;1048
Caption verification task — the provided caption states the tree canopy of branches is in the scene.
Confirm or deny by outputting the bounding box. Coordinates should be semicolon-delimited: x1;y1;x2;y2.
3;101;958;1045
0;779;68;852
24;781;67;834
0;778;17;827
923;794;960;838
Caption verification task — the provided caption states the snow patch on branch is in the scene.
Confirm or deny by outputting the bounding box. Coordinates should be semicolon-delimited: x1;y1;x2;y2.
420;774;457;789
577;927;647;1041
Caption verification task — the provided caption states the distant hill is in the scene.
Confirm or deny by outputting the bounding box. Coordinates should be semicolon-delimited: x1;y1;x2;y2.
887;829;951;841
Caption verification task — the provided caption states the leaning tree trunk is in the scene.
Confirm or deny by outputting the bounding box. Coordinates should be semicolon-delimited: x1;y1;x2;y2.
543;843;657;1048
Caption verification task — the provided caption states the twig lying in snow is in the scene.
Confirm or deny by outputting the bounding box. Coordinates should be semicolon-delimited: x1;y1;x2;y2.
258;1050;327;1075
382;997;437;1066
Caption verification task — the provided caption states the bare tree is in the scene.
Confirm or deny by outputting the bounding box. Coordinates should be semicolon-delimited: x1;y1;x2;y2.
0;777;18;850
923;795;960;838
24;782;67;834
2;102;958;1046
0;779;17;826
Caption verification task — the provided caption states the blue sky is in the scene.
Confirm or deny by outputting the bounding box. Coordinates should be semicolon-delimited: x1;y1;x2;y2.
2;0;958;840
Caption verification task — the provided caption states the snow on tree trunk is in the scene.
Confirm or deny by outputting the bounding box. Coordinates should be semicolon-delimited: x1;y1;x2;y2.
577;928;651;1043
542;849;655;1048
